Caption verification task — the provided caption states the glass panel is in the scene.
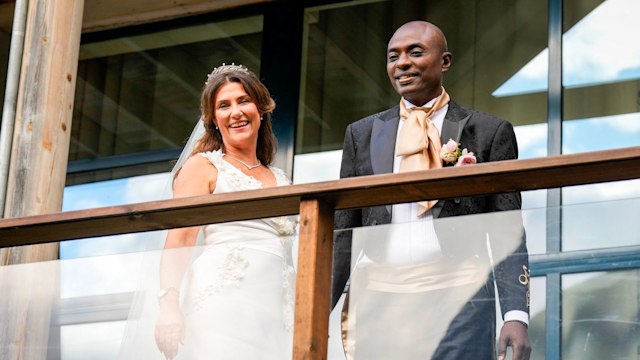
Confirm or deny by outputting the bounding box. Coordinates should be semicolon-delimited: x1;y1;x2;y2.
292;119;549;184
562;186;640;251
562;270;640;359
292;150;342;184
562;0;640;254
496;276;546;360
298;0;548;155
329;201;640;358
69;15;263;184
562;0;640;153
61;172;171;258
61;322;126;360
525;277;547;360
334;207;531;358
1;224;297;358
5;199;640;357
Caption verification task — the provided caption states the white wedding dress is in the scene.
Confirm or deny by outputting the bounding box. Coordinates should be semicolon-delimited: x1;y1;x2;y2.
178;150;297;359
119;149;297;360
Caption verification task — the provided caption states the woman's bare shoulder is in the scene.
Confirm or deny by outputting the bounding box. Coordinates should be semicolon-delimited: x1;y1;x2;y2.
173;154;218;195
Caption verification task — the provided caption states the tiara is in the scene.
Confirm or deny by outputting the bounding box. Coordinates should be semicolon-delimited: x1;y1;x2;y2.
205;63;250;84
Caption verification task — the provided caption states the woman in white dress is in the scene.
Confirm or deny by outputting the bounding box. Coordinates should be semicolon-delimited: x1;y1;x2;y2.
153;64;296;360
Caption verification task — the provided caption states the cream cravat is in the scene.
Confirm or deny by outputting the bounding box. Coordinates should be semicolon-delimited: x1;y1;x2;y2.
395;87;450;215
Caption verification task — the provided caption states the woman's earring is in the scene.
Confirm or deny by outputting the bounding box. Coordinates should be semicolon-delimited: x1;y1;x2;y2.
214;123;219;130
260;116;263;121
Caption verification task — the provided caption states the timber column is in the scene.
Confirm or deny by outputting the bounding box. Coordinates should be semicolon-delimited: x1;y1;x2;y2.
0;0;84;358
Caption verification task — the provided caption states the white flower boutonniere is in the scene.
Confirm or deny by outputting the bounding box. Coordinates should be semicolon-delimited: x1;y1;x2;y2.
440;139;477;166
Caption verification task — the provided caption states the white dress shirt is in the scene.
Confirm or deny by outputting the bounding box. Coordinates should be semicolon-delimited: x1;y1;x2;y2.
384;96;448;266
384;96;529;325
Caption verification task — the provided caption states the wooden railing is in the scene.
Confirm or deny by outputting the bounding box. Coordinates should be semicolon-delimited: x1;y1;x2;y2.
2;146;640;359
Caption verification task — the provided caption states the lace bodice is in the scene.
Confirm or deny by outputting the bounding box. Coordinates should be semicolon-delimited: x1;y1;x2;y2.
198;149;297;241
191;150;297;334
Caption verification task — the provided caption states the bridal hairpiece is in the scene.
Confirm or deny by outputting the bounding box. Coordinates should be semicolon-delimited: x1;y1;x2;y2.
205;63;251;85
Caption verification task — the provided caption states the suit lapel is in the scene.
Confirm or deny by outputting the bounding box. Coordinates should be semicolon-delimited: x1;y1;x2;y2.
370;106;400;216
368;102;472;219
440;101;471;145
434;101;472;219
370;105;400;175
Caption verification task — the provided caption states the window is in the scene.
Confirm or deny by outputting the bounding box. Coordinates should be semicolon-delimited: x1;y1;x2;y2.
68;15;264;185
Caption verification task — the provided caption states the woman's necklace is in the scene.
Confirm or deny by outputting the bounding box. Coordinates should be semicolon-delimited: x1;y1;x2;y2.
223;153;261;170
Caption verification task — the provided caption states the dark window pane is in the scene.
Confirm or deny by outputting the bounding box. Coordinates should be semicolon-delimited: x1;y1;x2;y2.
69;16;263;184
297;0;548;155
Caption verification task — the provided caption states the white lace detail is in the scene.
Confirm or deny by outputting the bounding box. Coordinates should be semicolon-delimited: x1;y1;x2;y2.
199;149;299;237
190;245;249;312
282;261;296;332
198;150;263;191
273;216;297;236
195;149;298;332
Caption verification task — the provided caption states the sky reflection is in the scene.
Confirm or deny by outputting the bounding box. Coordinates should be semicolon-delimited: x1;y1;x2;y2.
493;0;640;97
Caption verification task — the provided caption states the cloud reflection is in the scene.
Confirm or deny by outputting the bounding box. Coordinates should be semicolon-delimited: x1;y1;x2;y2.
493;0;640;97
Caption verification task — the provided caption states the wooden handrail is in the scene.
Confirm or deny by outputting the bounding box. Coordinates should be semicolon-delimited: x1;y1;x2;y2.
1;146;640;360
1;146;639;247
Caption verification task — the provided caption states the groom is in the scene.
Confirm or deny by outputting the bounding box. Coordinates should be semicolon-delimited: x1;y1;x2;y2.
332;21;531;359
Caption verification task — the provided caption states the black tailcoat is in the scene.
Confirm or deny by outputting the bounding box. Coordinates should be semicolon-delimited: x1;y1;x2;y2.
333;101;529;325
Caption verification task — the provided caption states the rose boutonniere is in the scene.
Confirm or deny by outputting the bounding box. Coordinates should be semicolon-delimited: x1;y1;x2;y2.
440;139;477;166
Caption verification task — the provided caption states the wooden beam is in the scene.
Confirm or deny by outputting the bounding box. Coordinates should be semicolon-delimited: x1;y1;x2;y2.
0;0;84;357
293;198;334;359
0;0;271;34
2;0;84;257
0;146;639;247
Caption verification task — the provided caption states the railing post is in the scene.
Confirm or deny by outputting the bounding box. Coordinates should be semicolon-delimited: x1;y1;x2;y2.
293;197;335;359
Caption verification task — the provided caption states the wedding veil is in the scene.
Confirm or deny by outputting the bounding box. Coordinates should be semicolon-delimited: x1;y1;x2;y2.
170;117;206;186
117;117;206;359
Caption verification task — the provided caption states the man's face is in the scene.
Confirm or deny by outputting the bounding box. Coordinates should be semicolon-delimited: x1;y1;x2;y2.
386;23;451;105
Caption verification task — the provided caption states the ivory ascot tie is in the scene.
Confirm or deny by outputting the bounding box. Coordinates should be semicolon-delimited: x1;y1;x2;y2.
395;88;450;215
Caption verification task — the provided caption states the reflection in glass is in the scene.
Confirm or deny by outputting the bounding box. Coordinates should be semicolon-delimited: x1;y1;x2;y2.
2;231;297;358
61;322;126;360
60;172;171;259
339;208;528;358
522;277;546;360
494;0;640;96
69;16;263;184
562;0;640;153
562;194;640;252
563;113;640;154
120;231;297;359
298;0;547;155
562;270;640;359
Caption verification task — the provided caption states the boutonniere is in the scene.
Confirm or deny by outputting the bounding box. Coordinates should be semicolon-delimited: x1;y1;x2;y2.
440;139;477;166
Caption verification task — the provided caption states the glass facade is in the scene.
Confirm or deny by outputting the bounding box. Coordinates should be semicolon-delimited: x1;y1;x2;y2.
67;15;264;185
560;0;640;252
297;0;548;155
1;0;639;358
561;270;640;359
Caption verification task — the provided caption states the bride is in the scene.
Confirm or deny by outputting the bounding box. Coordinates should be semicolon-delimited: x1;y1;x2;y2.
151;64;296;359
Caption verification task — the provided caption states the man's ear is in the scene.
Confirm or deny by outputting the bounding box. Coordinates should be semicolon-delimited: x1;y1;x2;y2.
442;52;453;72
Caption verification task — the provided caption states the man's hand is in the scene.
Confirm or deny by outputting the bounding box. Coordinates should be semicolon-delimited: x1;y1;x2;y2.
498;321;531;360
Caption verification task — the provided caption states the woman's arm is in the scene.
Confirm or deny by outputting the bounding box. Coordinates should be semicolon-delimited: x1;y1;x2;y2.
155;155;217;359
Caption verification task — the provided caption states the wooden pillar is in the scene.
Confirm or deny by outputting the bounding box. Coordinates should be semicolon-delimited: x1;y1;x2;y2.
0;0;84;358
1;0;83;256
293;198;335;359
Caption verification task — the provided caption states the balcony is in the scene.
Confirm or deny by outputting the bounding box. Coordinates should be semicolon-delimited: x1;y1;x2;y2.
1;147;639;359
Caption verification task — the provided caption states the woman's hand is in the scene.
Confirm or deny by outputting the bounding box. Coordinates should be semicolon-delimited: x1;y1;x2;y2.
155;302;185;359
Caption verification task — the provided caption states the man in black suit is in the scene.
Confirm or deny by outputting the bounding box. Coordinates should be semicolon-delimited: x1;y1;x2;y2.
332;21;531;359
